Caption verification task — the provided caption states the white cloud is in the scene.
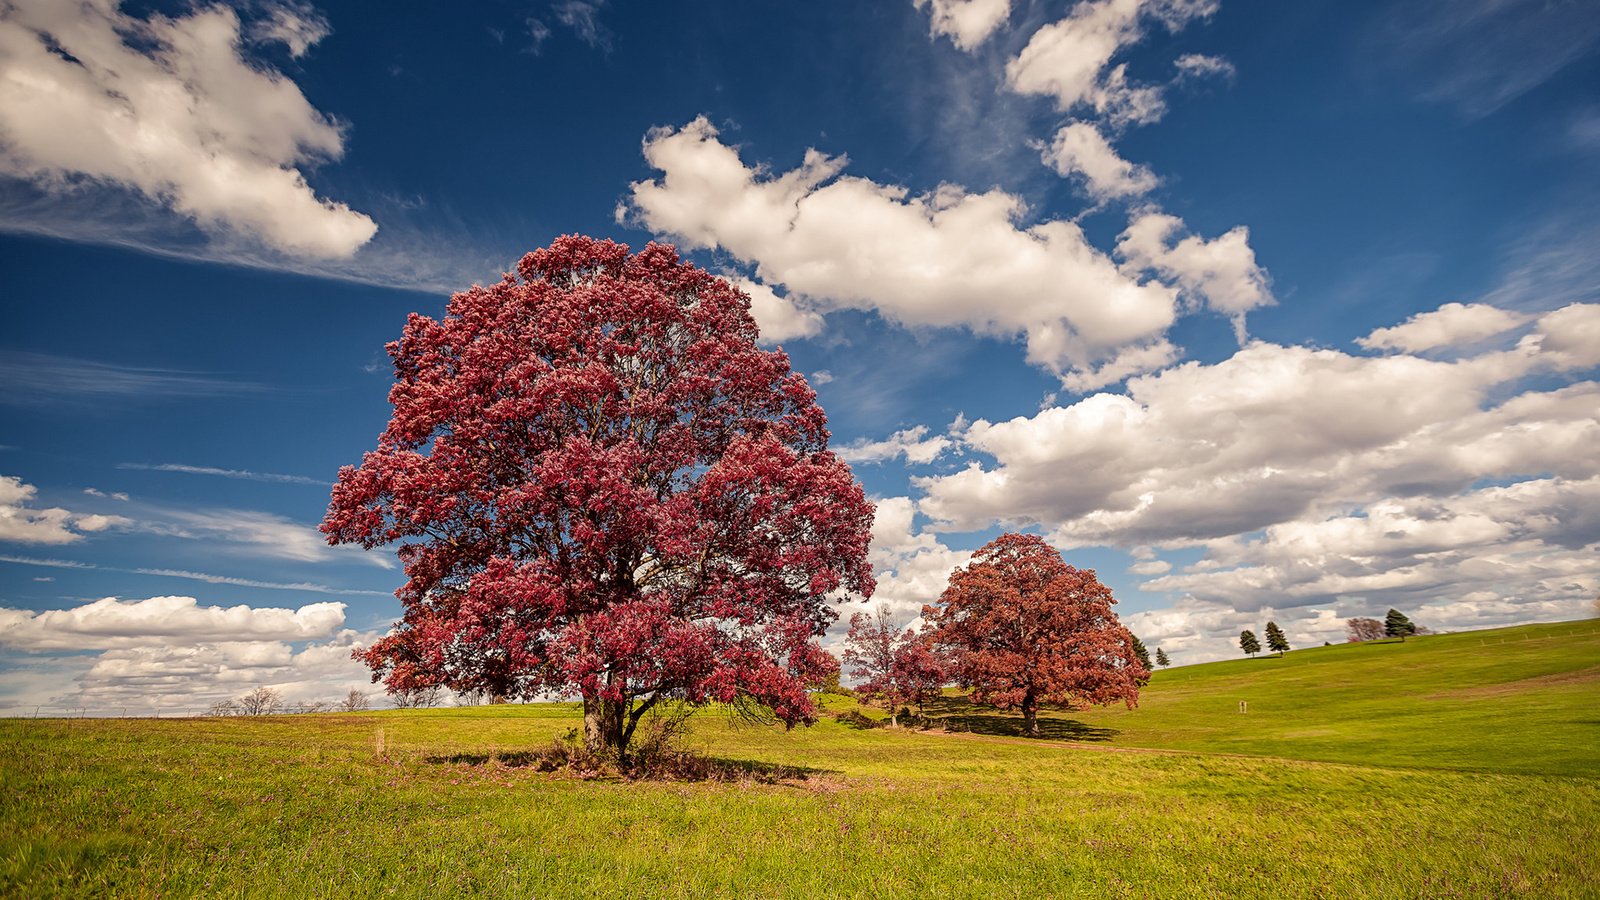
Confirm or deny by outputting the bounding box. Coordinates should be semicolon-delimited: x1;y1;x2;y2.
916;303;1600;546
1357;302;1528;353
1041;121;1159;201
1129;559;1171;575
117;462;327;486
0;594;382;712
855;497;972;626
0;552;390;596
0;0;376;258
1173;53;1235;82
0;595;346;651
837;426;953;466
83;488;130;501
626;116;1187;381
247;1;330;58
0;474;131;544
1058;338;1180;392
1004;0;1217;122
139;506;391;568
1117;211;1273;340
913;0;1012;51
730;276;825;344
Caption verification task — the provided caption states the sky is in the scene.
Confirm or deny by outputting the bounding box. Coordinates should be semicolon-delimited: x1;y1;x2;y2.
1;0;1597;712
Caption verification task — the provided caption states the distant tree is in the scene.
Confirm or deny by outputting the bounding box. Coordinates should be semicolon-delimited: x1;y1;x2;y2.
237;687;283;716
814;656;845;695
1155;647;1171;668
324;236;874;761
1239;630;1261;658
1346;617;1385;643
207;699;240;717
1264;621;1290;656
340;689;370;712
1130;635;1153;672
842;605;945;725
924;534;1147;738
1384;609;1417;642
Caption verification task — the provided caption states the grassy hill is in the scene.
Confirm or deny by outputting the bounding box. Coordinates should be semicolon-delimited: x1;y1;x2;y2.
927;618;1600;777
2;619;1597;898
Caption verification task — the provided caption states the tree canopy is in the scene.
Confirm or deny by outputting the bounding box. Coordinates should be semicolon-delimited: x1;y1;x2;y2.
1385;609;1417;642
1239;630;1261;657
924;533;1146;737
1346;617;1385;643
1264;621;1290;656
323;235;876;757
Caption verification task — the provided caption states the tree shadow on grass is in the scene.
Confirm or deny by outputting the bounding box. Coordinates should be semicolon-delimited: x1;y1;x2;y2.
920;695;1120;742
425;749;837;784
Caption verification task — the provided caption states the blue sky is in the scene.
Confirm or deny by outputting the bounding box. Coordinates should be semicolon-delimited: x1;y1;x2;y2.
2;0;1597;710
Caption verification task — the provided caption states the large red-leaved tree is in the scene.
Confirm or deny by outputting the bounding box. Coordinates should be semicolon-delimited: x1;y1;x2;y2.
923;533;1146;737
322;235;875;758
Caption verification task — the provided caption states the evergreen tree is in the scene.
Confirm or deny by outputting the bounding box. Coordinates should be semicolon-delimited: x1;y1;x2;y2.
1130;635;1152;671
1239;630;1261;657
1384;609;1417;641
1264;621;1290;656
1155;647;1170;668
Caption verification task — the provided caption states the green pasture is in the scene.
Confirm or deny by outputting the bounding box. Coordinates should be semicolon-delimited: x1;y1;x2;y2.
2;619;1597;898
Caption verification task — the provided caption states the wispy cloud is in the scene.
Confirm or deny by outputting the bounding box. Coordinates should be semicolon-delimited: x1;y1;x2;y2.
1370;0;1600;118
0;554;388;597
118;463;329;487
0;179;516;295
0;351;266;406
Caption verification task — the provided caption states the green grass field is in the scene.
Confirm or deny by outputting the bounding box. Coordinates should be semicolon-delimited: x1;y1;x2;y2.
3;619;1597;898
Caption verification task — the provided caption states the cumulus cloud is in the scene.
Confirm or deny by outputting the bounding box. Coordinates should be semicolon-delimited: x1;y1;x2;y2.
854;496;972;626
913;0;1012;51
1058;338;1181;392
0;595;346;651
0;474;132;544
1357;302;1528;353
1143;476;1600;608
0;0;376;258
1005;0;1218;123
1041;121;1159;201
1117;211;1273;340
837;426;954;465
729;276;825;344
917;302;1600;545
626;116;1192;381
0;594;386;711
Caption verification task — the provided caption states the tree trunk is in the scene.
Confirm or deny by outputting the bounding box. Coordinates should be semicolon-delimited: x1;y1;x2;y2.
582;695;625;757
1021;691;1039;738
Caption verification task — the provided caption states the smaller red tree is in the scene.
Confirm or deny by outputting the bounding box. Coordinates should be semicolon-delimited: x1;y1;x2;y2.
841;605;945;726
1346;617;1385;643
924;534;1147;737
